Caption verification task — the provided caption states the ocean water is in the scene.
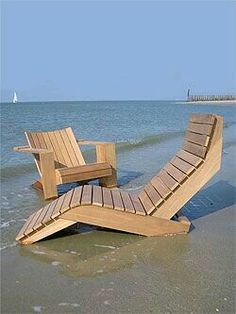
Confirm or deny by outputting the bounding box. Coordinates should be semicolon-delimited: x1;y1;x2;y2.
1;100;236;250
1;100;236;313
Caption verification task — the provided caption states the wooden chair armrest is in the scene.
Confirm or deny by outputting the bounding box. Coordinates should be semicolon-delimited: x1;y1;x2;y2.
77;139;113;146
77;139;117;187
13;146;52;154
76;139;116;167
13;145;57;199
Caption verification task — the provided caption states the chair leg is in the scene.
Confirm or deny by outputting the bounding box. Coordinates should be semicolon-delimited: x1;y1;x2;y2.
99;169;117;188
96;143;117;188
41;177;58;200
32;179;58;199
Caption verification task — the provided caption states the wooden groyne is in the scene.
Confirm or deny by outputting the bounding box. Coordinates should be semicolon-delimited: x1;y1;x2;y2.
187;94;236;102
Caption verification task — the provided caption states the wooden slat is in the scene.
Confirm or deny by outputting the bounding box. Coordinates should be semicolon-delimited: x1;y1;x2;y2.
185;131;210;147
29;133;41;148
40;132;53;151
25;132;35;148
47;131;66;166
33;203;57;230
81;185;93;205
164;163;187;183
111;190;124;211
129;194;146;216
42;132;61;168
41;199;60;224
102;188;113;208
139;190;155;214
92;185;103;206
35;133;47;149
188;122;213;136
183;140;207;158
150;176;171;199
65;127;86;165
26;132;41;149
58;168;112;185
27;206;48;233
59;129;80;167
60;189;75;214
54;130;73;167
144;183;163;207
70;187;83;208
158;170;179;191
170;156;195;175
58;163;111;176
15;213;35;240
176;150;203;167
120;191;135;213
190;114;215;125
153;115;223;220
51;193;67;219
38;131;61;169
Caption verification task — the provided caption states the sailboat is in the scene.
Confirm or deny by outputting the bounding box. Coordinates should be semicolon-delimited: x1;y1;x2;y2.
12;91;18;104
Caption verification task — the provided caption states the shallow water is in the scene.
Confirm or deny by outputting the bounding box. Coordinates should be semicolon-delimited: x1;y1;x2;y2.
1;101;236;313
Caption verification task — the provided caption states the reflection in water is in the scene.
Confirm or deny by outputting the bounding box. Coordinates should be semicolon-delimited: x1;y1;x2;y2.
20;231;191;278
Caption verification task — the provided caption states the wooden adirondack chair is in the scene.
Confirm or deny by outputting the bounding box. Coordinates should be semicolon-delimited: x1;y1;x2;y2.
13;127;117;199
16;114;223;245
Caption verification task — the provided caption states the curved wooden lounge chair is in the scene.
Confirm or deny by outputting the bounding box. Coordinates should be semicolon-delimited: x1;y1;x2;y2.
16;114;223;245
13;127;117;199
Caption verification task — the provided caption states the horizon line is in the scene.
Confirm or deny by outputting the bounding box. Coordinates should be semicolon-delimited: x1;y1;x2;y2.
0;99;184;104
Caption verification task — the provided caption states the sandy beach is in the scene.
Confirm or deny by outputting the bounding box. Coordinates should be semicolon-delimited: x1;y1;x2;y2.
1;101;236;313
1;145;236;313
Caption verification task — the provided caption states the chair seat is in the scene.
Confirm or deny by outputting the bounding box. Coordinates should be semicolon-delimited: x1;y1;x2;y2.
56;162;112;184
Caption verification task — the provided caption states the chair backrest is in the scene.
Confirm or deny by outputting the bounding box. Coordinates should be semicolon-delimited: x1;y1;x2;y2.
25;127;86;169
182;113;216;158
138;114;219;215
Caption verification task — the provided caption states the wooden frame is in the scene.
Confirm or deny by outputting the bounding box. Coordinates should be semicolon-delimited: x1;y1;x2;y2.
13;127;117;200
16;114;223;245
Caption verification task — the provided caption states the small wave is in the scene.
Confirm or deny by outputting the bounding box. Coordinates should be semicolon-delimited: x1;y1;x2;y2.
116;131;184;153
223;139;236;149
94;244;116;249
124;185;144;192
0;131;183;177
1;162;36;179
32;250;47;255
224;121;236;128
1;219;16;228
0;242;17;251
1;123;234;179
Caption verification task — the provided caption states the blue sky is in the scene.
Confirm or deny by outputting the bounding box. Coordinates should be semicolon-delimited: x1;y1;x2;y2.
1;0;235;102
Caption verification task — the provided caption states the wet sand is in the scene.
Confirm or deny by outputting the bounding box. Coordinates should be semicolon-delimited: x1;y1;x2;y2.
1;141;236;313
182;100;236;106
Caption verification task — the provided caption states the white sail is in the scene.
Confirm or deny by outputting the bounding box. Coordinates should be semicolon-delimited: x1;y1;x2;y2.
13;92;18;103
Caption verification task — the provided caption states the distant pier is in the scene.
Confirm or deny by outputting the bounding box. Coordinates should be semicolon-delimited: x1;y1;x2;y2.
186;90;236;102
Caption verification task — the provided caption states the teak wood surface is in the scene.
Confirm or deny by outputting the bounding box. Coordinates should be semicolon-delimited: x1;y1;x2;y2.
16;114;223;245
14;127;117;199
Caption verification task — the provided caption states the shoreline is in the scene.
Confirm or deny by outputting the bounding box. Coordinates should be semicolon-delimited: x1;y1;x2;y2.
183;100;236;105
